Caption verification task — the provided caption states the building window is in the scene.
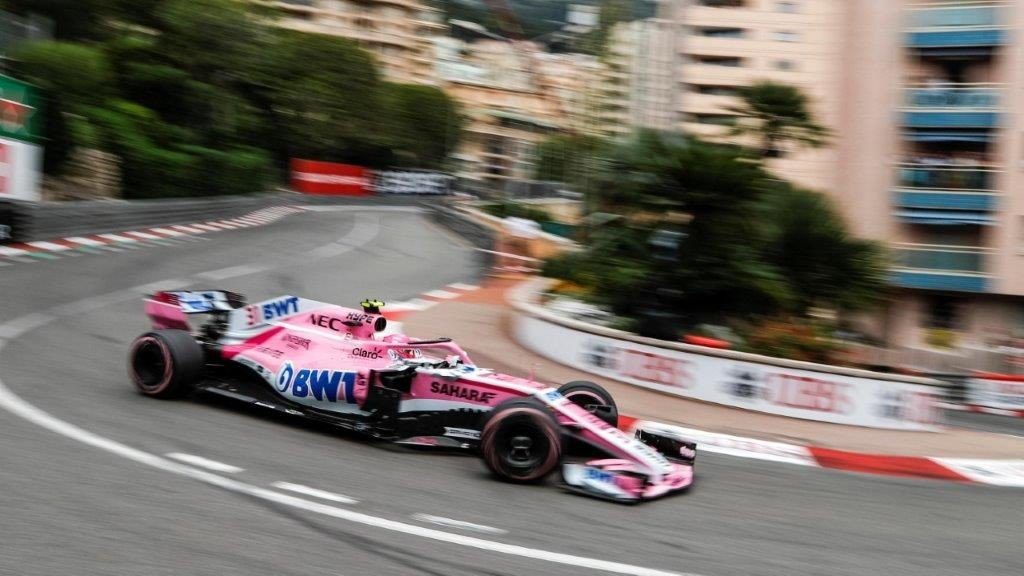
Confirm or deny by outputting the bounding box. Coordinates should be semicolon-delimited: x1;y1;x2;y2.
775;59;796;71
698;0;746;6
695;55;743;67
698;27;746;39
690;114;738;126
925;296;963;330
777;2;798;13
693;84;740;96
772;31;800;42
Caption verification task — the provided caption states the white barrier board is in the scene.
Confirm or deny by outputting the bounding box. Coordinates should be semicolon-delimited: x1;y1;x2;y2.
967;377;1024;411
515;314;941;431
0;137;42;202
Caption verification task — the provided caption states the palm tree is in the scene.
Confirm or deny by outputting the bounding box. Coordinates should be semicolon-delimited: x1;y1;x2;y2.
728;81;829;158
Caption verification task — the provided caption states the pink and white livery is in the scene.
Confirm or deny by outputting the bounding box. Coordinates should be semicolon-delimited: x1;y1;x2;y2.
128;290;697;502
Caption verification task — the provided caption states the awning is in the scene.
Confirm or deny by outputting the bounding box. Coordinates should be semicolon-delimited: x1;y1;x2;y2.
896;210;994;225
903;130;993;143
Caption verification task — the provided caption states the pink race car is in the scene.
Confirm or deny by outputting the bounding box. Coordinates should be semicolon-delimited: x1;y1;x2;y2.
128;291;696;502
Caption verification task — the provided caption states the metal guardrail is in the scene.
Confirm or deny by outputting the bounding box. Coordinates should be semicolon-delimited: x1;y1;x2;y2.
11;194;290;242
425;203;496;271
896;164;997;190
894;244;991;273
907;4;1006;30
1;192;478;245
904;86;1000;109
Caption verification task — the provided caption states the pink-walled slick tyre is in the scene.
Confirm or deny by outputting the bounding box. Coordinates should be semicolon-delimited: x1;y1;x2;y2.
480;398;563;483
128;330;204;399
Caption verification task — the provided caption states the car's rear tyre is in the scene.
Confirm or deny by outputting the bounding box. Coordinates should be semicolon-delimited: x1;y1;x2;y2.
480;398;563;483
558;380;618;428
128;330;204;399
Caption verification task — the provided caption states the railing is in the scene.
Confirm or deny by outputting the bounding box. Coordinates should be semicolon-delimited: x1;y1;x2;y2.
907;3;1006;29
904;85;1000;109
897;164;997;190
894;244;991;273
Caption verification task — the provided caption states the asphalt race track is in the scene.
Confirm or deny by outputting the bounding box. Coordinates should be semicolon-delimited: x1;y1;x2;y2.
0;206;1020;576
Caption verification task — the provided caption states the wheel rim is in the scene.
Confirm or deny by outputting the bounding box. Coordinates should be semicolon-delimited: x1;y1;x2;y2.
494;421;549;472
132;339;169;390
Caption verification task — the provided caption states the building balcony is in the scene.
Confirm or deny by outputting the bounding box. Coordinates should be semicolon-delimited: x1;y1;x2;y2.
891;244;992;292
681;63;760;86
906;3;1007;50
683;35;752;56
684;91;739;114
902;85;1000;128
893;164;999;211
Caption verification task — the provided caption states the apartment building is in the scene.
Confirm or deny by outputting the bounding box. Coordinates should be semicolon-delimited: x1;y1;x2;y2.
597;18;678;137
667;0;1024;348
267;0;445;84
840;1;1023;349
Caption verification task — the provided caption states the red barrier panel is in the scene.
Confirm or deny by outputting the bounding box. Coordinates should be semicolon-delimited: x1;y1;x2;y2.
290;159;371;196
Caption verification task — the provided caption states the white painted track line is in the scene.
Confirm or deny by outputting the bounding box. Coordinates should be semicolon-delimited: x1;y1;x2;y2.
448;283;480;291
172;225;204;234
411;514;508;535
271;482;358;504
195;264;267;281
164;453;245;473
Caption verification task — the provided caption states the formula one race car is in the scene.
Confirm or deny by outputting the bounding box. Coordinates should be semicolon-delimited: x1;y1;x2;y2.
128;291;696;502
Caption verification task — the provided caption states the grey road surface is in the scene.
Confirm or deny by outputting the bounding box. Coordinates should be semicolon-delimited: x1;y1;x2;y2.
0;207;1020;576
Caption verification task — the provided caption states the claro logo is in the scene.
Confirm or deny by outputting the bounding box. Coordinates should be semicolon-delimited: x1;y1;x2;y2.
351;347;382;360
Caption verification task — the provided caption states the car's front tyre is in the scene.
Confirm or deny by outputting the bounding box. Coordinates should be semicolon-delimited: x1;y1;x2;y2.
479;398;563;483
128;330;204;399
558;380;618;428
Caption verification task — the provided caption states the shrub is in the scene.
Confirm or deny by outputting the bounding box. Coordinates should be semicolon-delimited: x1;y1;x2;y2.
481;202;552;223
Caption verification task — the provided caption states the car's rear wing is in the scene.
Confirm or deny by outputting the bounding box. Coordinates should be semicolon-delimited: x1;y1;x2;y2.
143;290;247;331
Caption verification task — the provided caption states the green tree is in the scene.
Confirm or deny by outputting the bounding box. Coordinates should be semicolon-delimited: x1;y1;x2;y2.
543;131;885;333
728;81;828;158
549;133;792;322
11;41;114;173
383;83;463;169
1;0;113;40
761;184;888;315
253;30;390;168
533;134;606;185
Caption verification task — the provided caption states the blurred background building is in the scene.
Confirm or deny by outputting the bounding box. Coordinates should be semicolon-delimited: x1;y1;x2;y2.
662;0;843;192
4;0;1020;354
434;38;562;188
621;0;1021;352
265;0;446;85
596;17;677;137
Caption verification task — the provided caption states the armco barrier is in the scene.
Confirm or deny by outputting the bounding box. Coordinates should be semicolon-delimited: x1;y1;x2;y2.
509;277;946;431
425;204;496;270
14;194;292;242
967;373;1024;415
